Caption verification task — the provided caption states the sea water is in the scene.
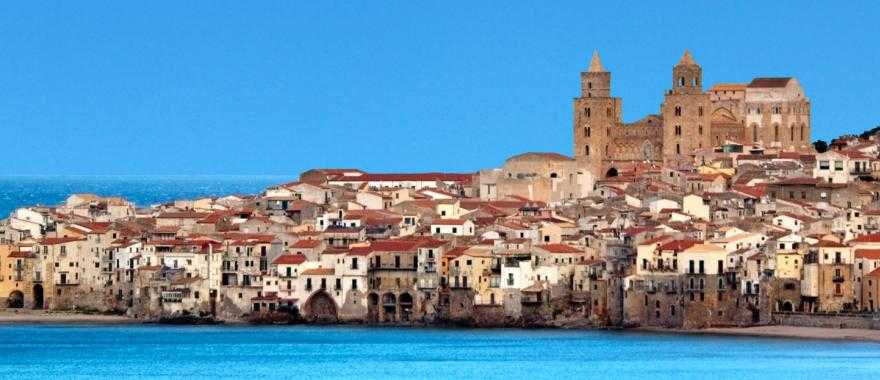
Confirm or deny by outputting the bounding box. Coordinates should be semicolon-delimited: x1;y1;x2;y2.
0;324;877;379
0;175;289;216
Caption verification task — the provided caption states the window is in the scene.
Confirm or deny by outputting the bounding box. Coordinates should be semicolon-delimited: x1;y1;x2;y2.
674;106;682;116
585;145;590;156
585;108;591;118
834;161;844;171
819;160;830;170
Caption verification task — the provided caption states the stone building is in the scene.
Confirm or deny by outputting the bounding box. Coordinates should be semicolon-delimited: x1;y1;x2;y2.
573;50;812;177
479;152;595;204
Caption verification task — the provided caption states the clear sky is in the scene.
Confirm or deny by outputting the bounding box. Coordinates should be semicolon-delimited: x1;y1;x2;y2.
2;2;878;176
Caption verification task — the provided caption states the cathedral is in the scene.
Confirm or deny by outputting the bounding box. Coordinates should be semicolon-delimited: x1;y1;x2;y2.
573;50;812;176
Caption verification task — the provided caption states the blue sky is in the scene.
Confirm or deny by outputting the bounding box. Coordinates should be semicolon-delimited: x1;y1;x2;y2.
1;2;878;175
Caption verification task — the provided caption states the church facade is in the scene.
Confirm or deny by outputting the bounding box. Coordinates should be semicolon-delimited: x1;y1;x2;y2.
573;50;812;176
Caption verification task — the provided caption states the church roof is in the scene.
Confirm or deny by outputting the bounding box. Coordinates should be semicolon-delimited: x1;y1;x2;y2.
588;50;605;72
748;77;793;88
710;83;747;92
677;49;697;66
506;152;573;163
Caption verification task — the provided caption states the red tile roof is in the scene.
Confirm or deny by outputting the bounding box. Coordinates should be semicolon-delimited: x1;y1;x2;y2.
659;239;700;252
537;244;582;254
856;250;880;260
39;237;85;245
853;234;880;243
290;239;322;249
272;254;307;265
431;219;469;226
748;77;792;88
301;268;335;276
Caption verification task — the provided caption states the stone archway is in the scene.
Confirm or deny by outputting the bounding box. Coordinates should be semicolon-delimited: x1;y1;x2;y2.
7;291;24;309
780;300;794;312
605;168;619;178
302;291;338;323
367;293;380;321
32;285;44;309
399;293;414;321
382;293;397;322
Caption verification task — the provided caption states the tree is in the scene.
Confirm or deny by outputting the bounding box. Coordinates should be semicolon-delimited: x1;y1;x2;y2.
813;140;828;153
859;125;880;140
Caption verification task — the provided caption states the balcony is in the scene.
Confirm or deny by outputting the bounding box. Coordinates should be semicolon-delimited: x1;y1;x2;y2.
832;275;845;283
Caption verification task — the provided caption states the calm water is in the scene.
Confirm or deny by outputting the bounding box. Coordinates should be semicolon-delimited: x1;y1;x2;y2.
0;175;289;217
0;325;877;379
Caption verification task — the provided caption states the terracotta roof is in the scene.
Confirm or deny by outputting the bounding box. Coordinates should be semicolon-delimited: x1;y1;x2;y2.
710;83;747;92
369;240;422;252
157;211;211;219
301;268;335;276
431;219;469;226
852;234;880;243
748;77;792;88
39;237;84;245
867;267;880;278
272;254;307;265
816;240;848;248
444;246;470;259
333;173;473;183
537;244;582;254
290;239;322;249
8;251;36;259
856;250;880;260
659;239;700;252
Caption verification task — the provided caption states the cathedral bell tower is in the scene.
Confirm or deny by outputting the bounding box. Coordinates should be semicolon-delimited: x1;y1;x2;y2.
661;50;712;163
573;50;621;175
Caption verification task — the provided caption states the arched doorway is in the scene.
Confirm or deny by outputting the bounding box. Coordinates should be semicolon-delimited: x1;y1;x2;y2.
780;300;793;312
605;168;618;178
367;293;380;321
32;285;44;309
382;293;397;322
398;293;413;321
302;291;338;323
7;291;24;309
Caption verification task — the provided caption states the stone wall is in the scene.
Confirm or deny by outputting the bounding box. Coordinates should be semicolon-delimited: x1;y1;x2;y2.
773;312;880;330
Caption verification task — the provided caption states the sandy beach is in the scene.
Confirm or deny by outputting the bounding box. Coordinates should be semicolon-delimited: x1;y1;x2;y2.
0;309;138;324
639;325;880;343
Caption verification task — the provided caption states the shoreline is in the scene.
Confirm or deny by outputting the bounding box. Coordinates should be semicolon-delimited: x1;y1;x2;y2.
2;309;880;343
633;325;880;343
0;309;138;325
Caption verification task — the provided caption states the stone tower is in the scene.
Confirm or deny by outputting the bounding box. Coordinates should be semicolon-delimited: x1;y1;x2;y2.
661;50;712;163
573;51;622;175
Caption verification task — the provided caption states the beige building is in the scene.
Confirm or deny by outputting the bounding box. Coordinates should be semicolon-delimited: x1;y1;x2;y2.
573;50;812;177
479;152;594;204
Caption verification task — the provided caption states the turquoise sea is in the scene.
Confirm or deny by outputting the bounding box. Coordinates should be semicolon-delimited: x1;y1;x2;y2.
0;175;289;217
0;324;878;379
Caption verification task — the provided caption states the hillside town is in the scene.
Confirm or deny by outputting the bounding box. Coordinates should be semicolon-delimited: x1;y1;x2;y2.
2;51;880;330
